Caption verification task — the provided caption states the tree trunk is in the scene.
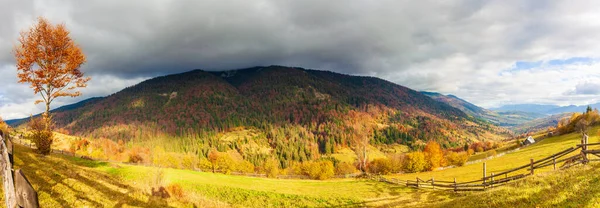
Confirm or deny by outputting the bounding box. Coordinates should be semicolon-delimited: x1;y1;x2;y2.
362;145;368;172
44;102;51;131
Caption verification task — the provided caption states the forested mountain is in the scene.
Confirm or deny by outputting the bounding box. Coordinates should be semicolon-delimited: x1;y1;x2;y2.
492;103;600;115
13;66;509;166
422;92;545;127
510;113;573;134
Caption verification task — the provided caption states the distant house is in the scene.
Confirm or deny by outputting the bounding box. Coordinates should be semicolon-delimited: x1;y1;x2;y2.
523;136;535;145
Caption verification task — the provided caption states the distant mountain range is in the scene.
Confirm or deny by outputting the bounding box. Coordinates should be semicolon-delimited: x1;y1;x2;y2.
491;103;600;115
422;92;546;127
422;92;593;134
510;113;573;134
5;97;103;126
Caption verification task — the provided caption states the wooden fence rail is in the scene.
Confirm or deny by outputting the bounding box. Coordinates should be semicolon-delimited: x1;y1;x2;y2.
382;134;598;192
0;132;39;207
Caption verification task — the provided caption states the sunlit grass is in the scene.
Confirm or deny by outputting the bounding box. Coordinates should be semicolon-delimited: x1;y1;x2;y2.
391;126;600;182
96;161;453;207
0;143;455;207
424;163;600;208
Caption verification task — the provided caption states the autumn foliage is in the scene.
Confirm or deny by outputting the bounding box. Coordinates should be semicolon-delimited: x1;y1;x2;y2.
423;140;445;171
28;117;53;155
0;117;9;136
14;17;89;154
403;151;427;173
445;151;469;167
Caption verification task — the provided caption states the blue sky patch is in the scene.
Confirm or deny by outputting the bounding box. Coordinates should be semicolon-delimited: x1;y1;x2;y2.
514;61;542;70
512;57;594;71
548;57;593;66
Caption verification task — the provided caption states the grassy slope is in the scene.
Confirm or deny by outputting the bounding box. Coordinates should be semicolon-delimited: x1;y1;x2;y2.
1;144;452;207
391;126;600;181
426;163;600;208
98;161;457;207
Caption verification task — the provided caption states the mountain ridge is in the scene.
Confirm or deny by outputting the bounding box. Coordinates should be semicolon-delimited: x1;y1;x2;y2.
7;66;509;167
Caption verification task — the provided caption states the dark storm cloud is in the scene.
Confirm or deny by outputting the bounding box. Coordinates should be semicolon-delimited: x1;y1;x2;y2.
2;0;600;119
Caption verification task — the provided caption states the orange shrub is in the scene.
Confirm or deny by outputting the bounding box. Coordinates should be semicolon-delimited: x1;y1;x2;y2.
368;158;393;175
335;162;358;175
128;146;150;163
166;183;185;200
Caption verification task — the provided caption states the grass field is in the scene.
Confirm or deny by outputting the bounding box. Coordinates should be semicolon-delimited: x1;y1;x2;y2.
0;144;456;207
390;126;600;182
2;127;599;207
423;163;600;208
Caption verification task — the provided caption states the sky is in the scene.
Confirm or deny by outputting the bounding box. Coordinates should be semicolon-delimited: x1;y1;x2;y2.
2;0;600;119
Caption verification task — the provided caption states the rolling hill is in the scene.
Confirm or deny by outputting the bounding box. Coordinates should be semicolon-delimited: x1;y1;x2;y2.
422;92;545;127
510;112;573;134
492;103;600;115
9;66;509;167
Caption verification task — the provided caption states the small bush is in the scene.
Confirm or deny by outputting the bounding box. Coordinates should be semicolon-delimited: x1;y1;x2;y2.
264;158;280;178
166;183;186;200
486;150;497;158
199;158;213;171
335;162;358;176
181;153;199;169
302;160;335;180
28;117;53;155
216;153;235;174
0;116;10;136
445;151;469;167
368;158;393;175
389;153;405;173
236;160;255;173
127;146;149;164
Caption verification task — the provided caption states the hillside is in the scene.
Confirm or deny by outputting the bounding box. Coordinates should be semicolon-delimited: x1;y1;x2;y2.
10;66;508;168
1;143;456;207
492;103;600;115
391;125;600;182
510;113;573;134
5;97;102;126
422;92;544;127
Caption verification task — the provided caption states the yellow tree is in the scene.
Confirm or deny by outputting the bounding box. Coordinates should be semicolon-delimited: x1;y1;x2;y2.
13;17;89;130
423;140;444;171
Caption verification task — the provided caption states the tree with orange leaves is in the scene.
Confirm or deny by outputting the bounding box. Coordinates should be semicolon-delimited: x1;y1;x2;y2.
423;140;445;170
13;17;89;130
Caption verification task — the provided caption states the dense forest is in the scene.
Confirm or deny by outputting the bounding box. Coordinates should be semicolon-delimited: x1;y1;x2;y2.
21;66;508;168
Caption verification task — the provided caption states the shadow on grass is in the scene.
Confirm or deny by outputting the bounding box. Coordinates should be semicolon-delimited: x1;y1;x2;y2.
12;144;174;207
333;181;454;208
429;164;600;208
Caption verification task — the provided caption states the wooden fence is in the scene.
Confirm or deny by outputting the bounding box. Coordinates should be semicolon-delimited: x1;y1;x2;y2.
375;134;598;192
0;132;39;207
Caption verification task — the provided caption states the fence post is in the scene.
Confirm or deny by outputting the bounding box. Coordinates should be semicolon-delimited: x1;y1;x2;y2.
0;135;16;208
453;178;457;192
583;134;589;164
416;177;419;188
491;173;494;188
482;162;486;188
431;177;435;190
553;156;556;170
530;158;534;175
